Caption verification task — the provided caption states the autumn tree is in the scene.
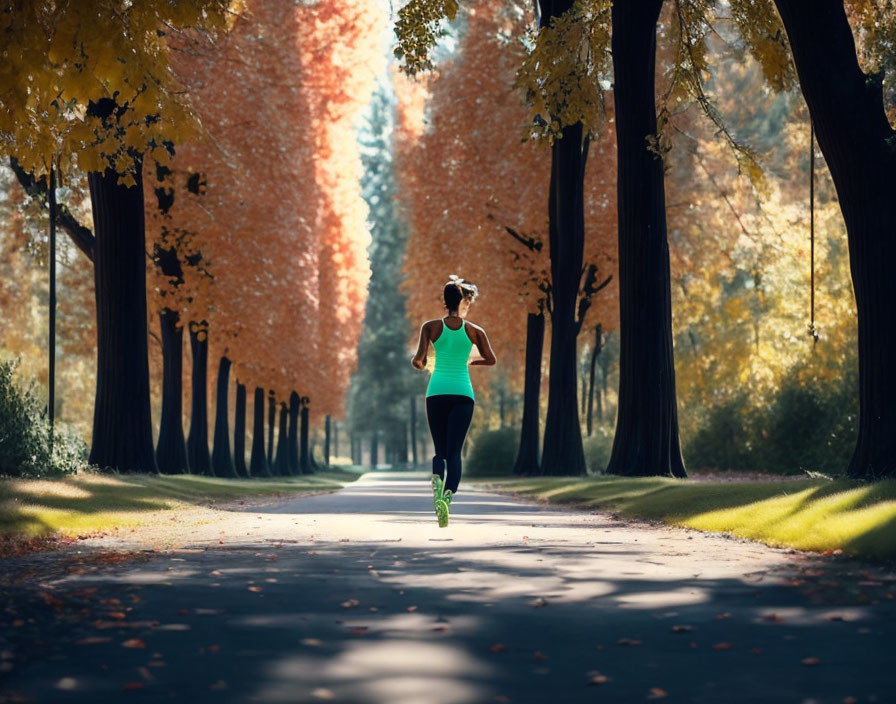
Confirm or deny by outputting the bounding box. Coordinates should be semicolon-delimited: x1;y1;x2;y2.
0;1;243;472
769;0;896;478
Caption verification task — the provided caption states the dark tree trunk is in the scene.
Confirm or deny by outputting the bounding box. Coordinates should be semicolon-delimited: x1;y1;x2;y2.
86;159;156;473
774;0;896;479
598;350;610;423
324;414;331;466
514;311;545;475
605;0;686;478
300;399;313;474
587;323;603;437
274;403;288;476
212;356;236;477
250;387;271;477
157;309;189;474
288;391;300;475
267;391;276;471
409;397;418;465
541;118;589;476
370;430;378;468
333;419;339;460
187;322;211;476
234;382;249;477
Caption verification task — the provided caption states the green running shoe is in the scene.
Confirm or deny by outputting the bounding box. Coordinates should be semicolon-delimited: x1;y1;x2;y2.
435;498;449;528
431;474;445;505
443;489;453;506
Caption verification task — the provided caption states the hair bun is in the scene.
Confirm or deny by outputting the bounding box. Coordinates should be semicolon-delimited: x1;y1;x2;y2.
447;274;465;285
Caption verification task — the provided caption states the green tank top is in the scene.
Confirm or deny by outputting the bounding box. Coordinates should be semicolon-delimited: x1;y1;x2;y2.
425;317;475;400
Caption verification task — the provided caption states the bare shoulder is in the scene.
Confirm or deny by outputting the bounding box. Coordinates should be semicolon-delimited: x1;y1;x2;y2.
464;319;486;333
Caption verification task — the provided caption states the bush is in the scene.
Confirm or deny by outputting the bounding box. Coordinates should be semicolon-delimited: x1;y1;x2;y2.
685;393;757;471
583;426;614;474
758;373;856;475
0;358;87;478
464;426;519;477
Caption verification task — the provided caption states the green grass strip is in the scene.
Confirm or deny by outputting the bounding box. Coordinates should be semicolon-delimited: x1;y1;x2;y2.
471;476;896;561
0;468;362;537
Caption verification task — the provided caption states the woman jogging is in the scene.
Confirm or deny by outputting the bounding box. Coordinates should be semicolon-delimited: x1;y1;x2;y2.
411;275;496;527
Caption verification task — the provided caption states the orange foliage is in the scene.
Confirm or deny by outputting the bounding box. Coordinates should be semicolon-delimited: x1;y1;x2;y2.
143;0;384;420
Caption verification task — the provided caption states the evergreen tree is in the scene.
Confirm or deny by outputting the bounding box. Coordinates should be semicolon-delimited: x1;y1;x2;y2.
347;84;426;466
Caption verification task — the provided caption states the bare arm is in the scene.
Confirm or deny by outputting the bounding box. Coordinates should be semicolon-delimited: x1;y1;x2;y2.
469;326;497;366
411;322;429;370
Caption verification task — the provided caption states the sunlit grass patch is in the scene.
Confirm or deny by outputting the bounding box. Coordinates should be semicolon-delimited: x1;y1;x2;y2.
471;475;896;561
0;469;362;537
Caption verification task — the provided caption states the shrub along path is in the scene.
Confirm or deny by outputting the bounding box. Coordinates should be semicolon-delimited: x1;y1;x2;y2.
0;471;894;703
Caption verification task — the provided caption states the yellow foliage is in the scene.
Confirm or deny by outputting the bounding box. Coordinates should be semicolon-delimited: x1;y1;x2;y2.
0;0;241;184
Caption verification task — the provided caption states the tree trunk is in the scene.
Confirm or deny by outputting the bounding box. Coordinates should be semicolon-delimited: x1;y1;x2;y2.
541;119;588;476
157;309;189;474
324;414;331;466
605;0;686;478
187;321;211;476
234;382;249;477
274;402;288;476
86;159;156;473
288;391;300;475
587;323;603;437
370;430;378;469
250;387;270;477
333;419;339;460
212;355;236;477
773;0;896;479
300;400;313;474
514;311;545;475
409;396;417;466
267;391;276;471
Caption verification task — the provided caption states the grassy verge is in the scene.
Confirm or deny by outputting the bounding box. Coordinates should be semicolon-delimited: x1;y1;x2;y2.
470;475;896;562
0;467;363;537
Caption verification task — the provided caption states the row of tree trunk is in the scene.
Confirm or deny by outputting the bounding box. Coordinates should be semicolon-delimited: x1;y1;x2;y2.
156;322;317;477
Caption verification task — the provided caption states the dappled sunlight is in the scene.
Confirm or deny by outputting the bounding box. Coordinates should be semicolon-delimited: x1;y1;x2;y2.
614;586;709;609
257;640;491;703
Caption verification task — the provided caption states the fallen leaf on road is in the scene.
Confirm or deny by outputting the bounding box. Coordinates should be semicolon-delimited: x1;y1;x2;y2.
207;644;221;653
122;682;144;691
302;638;323;646
671;625;692;633
108;611;127;620
762;613;784;623
587;675;608;685
617;637;642;646
247;586;262;593
122;639;145;649
75;637;112;645
349;627;368;635
311;689;335;700
432;625;450;632
137;666;154;681
715;612;731;620
534;651;548;660
713;643;732;651
801;657;821;666
340;599;360;609
406;605;418;612
648;687;668;699
489;643;507;653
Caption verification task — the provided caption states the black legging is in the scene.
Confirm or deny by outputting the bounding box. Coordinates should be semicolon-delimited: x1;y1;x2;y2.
426;394;475;493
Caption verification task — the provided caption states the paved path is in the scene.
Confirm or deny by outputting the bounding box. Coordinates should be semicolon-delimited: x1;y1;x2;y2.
1;471;895;703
